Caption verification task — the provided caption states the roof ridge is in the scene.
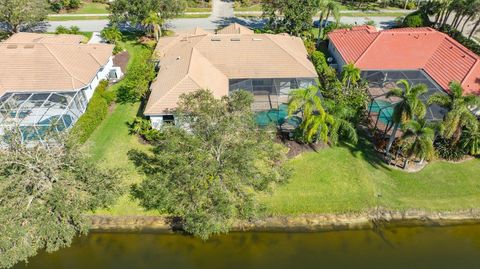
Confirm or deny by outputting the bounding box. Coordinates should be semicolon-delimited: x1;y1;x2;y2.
354;31;381;64
265;34;316;76
146;76;190;115
461;58;480;86
42;43;88;87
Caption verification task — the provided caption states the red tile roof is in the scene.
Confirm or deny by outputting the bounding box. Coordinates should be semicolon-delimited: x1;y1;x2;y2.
328;27;480;95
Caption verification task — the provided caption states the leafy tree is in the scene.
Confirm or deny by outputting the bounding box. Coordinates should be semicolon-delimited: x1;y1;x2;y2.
109;0;186;26
460;124;480;156
400;119;436;166
0;0;49;34
101;26;123;44
428;81;480;142
130;90;289;240
0;130;123;268
261;0;317;36
315;0;341;40
385;80;428;155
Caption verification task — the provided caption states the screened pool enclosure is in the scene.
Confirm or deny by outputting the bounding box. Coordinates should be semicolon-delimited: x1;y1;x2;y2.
363;70;449;137
229;78;317;127
0;90;88;142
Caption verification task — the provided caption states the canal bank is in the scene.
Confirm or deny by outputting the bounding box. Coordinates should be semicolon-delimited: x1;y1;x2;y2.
90;208;480;233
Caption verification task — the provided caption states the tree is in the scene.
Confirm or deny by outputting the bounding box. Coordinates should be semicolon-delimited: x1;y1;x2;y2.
109;0;186;26
0;0;49;34
315;0;341;41
261;0;318;36
116;50;156;103
428;81;480;142
288;86;334;143
460;124;480;156
385;80;428;156
101;26;123;44
0;130;123;268
142;11;164;41
129;90;289;240
324;100;358;146
341;63;361;89
399;119;436;166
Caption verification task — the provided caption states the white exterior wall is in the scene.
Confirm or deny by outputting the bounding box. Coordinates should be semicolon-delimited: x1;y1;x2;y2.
84;57;115;101
328;42;346;72
150;116;164;130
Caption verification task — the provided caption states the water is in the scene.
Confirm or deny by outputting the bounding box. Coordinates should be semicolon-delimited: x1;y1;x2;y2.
15;224;480;269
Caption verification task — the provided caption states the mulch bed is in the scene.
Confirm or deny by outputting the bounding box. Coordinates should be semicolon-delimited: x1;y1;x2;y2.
278;137;328;159
113;51;130;74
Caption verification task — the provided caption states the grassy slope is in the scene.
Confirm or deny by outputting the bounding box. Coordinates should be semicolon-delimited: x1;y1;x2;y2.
262;135;480;216
71;2;109;14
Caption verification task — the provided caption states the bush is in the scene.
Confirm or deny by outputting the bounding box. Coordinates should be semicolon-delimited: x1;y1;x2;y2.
71;80;110;144
116;52;156;103
303;39;316;55
434;138;467;161
403;12;429;27
55;25;81;35
128;117;163;142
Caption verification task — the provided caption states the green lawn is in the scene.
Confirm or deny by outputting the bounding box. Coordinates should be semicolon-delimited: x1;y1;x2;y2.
234;4;262;12
261;135;480;215
48;15;108;21
70;2;109;14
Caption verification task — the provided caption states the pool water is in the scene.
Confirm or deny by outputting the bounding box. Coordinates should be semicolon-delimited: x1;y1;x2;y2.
369;100;394;124
255;104;289;126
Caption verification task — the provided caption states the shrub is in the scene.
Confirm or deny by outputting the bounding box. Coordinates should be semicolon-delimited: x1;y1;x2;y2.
116;51;156;103
55;25;81;35
434;137;467;161
303;39;316;55
128;117;163;142
403;13;427;27
71;80;110;144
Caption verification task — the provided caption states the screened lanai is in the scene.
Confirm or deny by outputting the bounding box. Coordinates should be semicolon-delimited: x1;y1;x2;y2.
362;70;449;137
229;78;316;127
0;90;88;142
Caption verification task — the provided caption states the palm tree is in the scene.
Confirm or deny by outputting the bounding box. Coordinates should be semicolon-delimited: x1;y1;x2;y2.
341;63;361;89
100;26;122;44
400;119;436;167
287;86;334;143
142;11;164;41
385;80;428;156
461;123;480;156
316;0;341;41
427;81;480;142
324;101;358;146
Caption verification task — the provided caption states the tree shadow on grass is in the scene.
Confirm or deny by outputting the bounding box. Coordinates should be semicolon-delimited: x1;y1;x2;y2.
341;129;391;171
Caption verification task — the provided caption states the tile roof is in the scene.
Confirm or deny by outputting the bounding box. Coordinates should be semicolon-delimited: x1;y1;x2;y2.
4;32;85;44
0;33;113;95
328;27;480;95
217;23;254;35
146;25;317;115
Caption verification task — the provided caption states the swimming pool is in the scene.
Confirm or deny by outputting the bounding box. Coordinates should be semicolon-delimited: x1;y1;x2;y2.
369;100;394;125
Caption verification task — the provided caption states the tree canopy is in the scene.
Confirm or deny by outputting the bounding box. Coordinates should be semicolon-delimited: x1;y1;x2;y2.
0;130;123;268
261;0;317;36
130;90;289;239
109;0;186;26
0;0;49;34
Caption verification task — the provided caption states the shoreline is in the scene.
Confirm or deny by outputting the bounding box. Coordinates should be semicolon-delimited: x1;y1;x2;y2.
90;208;480;233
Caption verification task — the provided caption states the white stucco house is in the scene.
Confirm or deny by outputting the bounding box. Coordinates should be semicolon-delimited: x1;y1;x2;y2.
0;33;123;141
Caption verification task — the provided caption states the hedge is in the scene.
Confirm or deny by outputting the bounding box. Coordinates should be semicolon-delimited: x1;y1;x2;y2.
71;80;111;144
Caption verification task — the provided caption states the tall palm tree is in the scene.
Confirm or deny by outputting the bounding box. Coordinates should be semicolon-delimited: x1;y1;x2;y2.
341;63;361;89
427;81;480;142
287;86;334;143
461;123;480;156
316;0;341;41
400;119;436;166
142;11;164;41
385;80;428;155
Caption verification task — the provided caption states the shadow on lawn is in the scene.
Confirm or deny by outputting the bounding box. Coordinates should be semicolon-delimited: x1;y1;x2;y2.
342;130;391;171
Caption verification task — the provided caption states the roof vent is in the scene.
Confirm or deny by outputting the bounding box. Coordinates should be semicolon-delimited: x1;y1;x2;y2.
176;56;181;60
24;44;35;49
231;37;241;41
6;45;17;49
211;37;221;41
252;38;262;41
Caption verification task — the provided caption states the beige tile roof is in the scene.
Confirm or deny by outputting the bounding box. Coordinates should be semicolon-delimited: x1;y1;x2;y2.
146;25;316;115
4;32;84;44
0;33;113;95
217;23;254;35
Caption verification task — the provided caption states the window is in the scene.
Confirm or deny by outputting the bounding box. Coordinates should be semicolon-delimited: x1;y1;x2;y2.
162;115;175;125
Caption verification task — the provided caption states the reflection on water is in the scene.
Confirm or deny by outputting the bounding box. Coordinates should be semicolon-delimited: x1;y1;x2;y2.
15;225;480;269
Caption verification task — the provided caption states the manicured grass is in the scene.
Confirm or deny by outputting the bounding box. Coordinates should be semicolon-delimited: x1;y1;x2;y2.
185;7;212;12
261;135;480;216
341;12;406;17
48;15;108;21
177;14;211;18
234;4;262;12
70;2;109;14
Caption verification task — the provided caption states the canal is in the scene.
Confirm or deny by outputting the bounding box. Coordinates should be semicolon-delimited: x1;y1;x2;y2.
15;224;480;269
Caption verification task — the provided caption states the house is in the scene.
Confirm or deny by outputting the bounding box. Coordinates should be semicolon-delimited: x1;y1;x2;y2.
145;23;318;128
328;26;480;95
328;26;480;125
0;32;123;141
